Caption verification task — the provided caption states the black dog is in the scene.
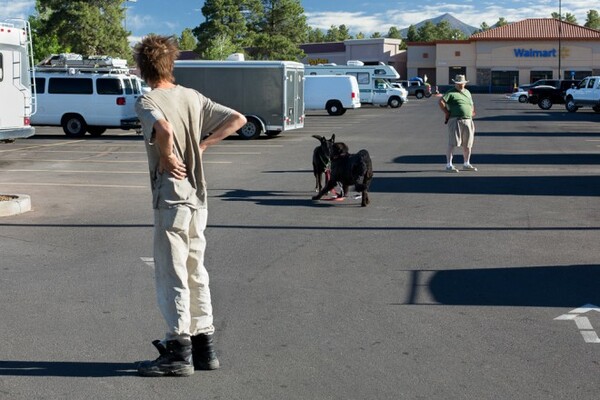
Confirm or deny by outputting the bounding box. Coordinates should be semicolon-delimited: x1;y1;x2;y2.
312;134;335;192
312;142;373;207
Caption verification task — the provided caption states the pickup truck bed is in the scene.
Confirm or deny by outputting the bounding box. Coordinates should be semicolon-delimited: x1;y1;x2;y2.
527;80;579;110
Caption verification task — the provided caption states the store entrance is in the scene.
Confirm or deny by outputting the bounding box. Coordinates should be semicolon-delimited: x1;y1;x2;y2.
530;70;553;83
491;70;519;91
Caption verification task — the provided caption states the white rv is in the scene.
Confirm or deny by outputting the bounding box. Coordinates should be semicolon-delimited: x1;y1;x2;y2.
305;61;408;108
0;18;35;141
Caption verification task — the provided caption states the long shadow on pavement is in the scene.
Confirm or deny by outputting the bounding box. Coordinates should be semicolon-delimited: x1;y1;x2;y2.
404;264;600;308
0;360;136;377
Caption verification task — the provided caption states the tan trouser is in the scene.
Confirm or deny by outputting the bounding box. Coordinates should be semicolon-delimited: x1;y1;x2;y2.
153;206;214;341
447;117;475;148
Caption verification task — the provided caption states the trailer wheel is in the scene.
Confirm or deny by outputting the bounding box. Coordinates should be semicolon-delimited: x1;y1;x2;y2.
88;127;107;137
237;118;262;139
388;96;402;108
326;100;344;116
62;114;87;138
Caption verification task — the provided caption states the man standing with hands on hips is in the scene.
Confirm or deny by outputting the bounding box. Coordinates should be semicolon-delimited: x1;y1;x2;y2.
439;74;477;172
134;35;246;377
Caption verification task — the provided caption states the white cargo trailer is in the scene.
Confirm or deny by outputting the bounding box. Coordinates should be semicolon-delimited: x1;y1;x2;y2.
0;18;35;141
174;60;304;139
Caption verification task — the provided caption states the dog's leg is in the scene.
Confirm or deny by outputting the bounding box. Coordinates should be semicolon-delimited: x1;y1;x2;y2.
361;190;369;207
315;172;322;192
312;179;337;201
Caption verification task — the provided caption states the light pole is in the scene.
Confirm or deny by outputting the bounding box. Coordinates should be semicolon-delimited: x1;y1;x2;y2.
558;0;562;79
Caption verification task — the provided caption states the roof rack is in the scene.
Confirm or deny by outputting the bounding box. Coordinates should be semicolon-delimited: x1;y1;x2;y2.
35;53;130;74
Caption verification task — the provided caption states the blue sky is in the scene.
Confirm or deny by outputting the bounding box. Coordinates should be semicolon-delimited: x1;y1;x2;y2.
2;0;594;43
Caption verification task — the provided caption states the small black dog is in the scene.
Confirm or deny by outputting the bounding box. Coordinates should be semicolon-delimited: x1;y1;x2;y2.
312;142;373;207
312;134;335;192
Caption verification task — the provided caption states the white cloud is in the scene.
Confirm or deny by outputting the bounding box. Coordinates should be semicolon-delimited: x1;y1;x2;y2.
306;1;595;36
0;0;35;19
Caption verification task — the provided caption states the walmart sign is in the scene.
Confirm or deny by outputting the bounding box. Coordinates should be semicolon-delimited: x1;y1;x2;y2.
514;48;557;57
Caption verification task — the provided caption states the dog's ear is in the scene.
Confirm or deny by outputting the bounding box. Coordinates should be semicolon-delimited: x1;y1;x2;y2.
312;135;325;143
331;134;335;142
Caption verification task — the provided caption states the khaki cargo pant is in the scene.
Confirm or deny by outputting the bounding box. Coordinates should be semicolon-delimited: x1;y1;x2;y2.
153;205;215;341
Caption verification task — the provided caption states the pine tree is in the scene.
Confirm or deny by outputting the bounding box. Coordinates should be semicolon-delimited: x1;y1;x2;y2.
406;25;419;42
251;0;308;60
31;0;131;61
178;28;197;51
387;26;401;39
193;0;262;58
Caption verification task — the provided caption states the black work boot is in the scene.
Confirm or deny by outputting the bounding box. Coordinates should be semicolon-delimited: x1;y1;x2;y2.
137;339;194;377
191;334;220;370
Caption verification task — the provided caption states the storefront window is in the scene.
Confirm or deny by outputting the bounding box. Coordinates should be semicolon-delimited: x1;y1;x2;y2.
530;71;553;82
491;70;519;90
566;71;592;80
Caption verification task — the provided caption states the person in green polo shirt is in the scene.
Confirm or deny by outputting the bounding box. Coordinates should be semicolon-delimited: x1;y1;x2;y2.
438;75;477;172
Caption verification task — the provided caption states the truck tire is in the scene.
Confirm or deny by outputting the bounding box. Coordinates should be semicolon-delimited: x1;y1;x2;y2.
565;98;578;113
62;114;87;138
415;91;424;99
237;118;262;139
388;96;402;108
538;97;553;110
88;127;107;137
326;100;344;116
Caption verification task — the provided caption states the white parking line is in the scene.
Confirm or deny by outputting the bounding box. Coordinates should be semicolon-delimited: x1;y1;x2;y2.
1;158;231;164
0;140;85;153
0;169;147;174
0;182;147;188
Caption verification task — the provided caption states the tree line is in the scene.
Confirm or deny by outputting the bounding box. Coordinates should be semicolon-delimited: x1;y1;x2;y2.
28;0;600;64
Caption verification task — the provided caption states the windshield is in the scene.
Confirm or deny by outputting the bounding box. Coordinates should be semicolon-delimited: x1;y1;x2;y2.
375;78;393;89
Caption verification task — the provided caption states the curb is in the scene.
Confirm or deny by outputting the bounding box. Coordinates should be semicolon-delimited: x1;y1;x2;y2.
0;194;32;217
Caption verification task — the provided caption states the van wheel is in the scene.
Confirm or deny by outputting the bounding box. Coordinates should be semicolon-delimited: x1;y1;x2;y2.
62;115;87;138
326;100;343;116
415;91;424;99
237;118;262;139
388;96;402;108
88;127;107;137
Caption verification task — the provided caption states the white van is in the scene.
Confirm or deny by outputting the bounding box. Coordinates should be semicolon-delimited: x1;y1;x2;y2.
304;75;361;115
305;61;408;108
31;54;140;137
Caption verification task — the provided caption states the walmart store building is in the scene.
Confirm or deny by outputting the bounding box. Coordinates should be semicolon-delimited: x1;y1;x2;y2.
301;18;600;92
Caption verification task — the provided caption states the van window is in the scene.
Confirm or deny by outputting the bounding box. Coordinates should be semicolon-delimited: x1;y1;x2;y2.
374;69;386;75
35;77;46;94
49;78;93;94
97;78;123;95
124;78;133;94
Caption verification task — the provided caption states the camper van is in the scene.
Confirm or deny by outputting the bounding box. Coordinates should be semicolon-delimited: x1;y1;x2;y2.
31;54;140;137
304;75;361;115
174;59;304;139
305;61;407;108
0;18;35;141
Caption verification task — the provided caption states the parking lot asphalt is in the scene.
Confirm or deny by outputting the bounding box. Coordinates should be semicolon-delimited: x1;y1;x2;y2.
1;95;599;399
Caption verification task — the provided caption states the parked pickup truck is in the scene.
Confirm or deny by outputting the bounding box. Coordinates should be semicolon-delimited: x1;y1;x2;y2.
392;80;432;99
527;80;579;110
564;76;600;113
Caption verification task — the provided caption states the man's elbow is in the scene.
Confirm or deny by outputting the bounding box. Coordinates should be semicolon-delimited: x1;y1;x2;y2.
233;113;247;130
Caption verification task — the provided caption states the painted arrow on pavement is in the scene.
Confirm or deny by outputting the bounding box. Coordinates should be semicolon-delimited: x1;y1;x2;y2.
555;304;600;344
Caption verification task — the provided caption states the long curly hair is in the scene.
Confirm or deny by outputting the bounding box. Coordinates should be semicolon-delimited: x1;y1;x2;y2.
134;35;180;86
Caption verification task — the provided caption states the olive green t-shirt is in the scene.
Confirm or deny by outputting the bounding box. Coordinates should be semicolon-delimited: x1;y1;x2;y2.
442;88;474;119
135;85;233;209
